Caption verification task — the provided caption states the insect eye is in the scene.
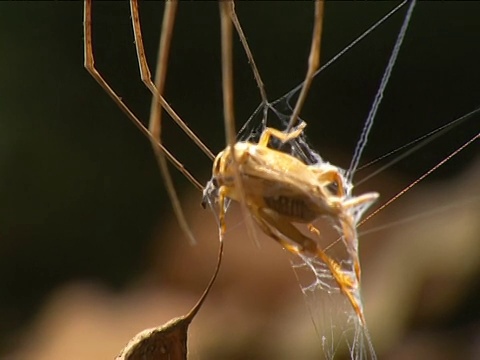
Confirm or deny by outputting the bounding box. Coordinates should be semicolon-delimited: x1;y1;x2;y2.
326;181;340;196
213;153;222;175
225;153;233;165
212;177;219;187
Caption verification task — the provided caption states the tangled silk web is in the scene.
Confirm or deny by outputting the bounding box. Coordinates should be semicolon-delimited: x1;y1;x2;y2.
203;1;416;359
233;94;380;360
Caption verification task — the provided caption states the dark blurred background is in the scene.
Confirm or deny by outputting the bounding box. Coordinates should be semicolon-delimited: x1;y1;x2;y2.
0;1;479;359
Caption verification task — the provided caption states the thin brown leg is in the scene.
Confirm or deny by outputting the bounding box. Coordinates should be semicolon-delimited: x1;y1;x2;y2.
129;0;214;161
251;207;365;325
83;0;202;190
227;1;268;105
219;1;259;246
287;0;324;131
130;0;196;245
258;121;306;147
318;250;366;326
219;1;236;150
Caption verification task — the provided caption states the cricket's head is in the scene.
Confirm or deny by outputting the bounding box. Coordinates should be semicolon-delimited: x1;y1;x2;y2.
212;148;227;178
201;177;218;210
201;143;250;209
213;144;250;183
201;146;232;209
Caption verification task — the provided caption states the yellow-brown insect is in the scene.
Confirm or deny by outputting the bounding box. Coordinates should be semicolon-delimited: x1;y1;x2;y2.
203;121;379;325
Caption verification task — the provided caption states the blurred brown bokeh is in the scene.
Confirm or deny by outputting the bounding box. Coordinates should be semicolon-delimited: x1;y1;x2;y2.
0;2;479;359
8;160;480;360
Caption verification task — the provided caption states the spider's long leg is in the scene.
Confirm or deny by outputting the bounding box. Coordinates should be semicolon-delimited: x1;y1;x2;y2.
227;1;268;106
219;1;259;246
129;0;214;161
83;0;202;190
130;0;196;245
287;0;324;131
219;1;236;150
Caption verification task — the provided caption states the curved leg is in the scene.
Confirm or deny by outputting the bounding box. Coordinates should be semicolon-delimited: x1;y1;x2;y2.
84;0;203;244
249;206;365;324
258;122;307;147
310;166;346;197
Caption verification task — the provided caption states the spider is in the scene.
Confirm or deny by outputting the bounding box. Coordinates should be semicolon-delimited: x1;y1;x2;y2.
84;0;376;327
84;0;450;357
